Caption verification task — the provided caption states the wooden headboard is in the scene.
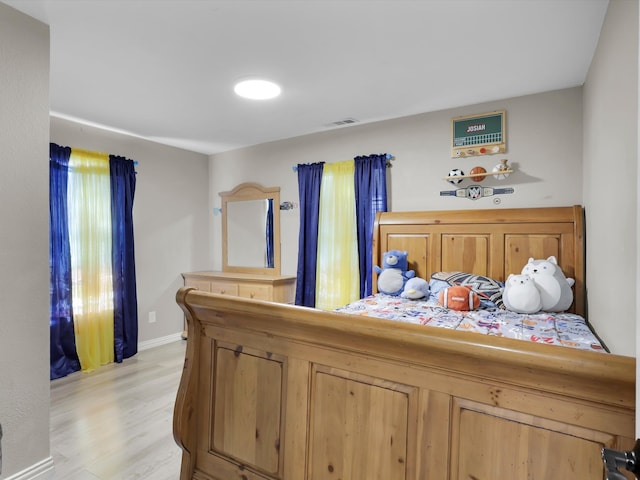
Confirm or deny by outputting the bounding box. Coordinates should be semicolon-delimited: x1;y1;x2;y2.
373;205;585;316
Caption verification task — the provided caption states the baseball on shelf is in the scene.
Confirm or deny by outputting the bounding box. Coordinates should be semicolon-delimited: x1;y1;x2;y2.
469;166;487;182
448;168;464;184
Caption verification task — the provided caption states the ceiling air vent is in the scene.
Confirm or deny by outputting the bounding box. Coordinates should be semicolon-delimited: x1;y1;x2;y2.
326;117;359;127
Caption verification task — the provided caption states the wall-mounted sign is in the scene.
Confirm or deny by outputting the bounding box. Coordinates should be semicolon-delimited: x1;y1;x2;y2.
451;110;506;158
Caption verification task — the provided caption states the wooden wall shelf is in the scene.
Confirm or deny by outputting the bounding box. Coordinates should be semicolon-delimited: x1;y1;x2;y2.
444;159;512;182
443;169;513;182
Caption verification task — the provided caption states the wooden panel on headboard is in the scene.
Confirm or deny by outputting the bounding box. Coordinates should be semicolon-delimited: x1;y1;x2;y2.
441;234;491;276
384;233;432;280
373;206;585;316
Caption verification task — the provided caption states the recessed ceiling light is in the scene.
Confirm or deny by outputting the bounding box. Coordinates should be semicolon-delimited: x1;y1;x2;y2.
234;79;281;100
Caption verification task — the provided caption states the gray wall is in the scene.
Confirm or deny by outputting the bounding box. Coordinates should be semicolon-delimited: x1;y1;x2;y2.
583;0;638;358
210;88;584;280
0;4;51;478
50;117;211;347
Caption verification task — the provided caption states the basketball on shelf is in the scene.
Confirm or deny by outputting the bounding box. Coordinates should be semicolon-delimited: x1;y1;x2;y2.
469;166;487;182
448;168;464;184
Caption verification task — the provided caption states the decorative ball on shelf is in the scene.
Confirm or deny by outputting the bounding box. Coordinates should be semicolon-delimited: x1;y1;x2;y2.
469;166;487;182
448;168;464;184
492;158;511;180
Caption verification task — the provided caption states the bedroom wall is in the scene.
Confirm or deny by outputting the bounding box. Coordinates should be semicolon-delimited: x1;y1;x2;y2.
583;0;638;358
210;87;584;280
50;117;211;347
0;4;52;479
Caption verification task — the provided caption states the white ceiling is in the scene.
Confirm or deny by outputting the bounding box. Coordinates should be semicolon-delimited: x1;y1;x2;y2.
5;0;609;155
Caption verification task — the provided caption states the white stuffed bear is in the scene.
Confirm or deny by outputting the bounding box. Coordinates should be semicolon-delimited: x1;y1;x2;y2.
521;256;575;312
502;274;542;314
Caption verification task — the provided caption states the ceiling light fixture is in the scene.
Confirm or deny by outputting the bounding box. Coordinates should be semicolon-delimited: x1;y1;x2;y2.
234;79;281;100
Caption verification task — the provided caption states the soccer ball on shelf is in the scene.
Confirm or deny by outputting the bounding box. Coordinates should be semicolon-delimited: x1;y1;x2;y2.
447;168;464;185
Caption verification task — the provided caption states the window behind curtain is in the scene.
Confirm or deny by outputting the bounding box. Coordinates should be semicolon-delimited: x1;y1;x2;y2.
315;160;360;310
67;149;115;371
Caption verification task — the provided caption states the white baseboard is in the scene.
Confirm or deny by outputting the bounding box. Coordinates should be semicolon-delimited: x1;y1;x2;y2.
138;332;183;351
4;457;54;480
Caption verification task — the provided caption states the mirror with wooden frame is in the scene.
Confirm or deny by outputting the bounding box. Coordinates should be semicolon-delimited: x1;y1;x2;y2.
220;183;281;275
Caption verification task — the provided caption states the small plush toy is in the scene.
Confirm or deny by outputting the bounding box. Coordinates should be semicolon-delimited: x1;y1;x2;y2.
374;250;415;296
502;274;542;314
438;286;480;311
400;277;430;300
521;256;574;312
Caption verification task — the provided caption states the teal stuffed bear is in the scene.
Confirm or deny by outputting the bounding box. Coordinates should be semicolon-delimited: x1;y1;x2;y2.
374;250;415;296
401;277;431;299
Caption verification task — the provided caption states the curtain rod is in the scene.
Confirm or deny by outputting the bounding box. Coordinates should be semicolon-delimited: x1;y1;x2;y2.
291;153;394;172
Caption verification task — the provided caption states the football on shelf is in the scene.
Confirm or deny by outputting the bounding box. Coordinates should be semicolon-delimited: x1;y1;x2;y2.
448;168;464;184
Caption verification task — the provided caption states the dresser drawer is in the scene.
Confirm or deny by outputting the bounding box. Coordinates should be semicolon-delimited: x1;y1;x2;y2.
210;282;239;296
184;279;211;292
183;272;296;304
238;283;272;301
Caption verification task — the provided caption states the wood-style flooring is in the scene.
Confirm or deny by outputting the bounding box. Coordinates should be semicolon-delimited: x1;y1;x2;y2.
50;340;186;480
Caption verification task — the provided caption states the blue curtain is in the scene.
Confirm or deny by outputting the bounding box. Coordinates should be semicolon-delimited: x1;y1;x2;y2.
50;144;81;380
354;154;388;298
294;162;324;307
50;144;139;378
266;199;274;268
110;155;138;362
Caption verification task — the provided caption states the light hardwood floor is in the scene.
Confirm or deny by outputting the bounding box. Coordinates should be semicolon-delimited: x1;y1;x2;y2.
50;340;186;480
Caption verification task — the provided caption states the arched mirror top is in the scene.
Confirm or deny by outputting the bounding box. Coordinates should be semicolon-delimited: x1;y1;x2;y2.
220;182;281;275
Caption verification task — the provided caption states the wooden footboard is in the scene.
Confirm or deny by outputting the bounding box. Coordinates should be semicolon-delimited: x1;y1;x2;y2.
174;288;635;480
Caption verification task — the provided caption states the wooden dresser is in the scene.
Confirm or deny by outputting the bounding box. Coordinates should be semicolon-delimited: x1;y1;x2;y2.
181;271;296;339
180;183;295;338
182;271;296;304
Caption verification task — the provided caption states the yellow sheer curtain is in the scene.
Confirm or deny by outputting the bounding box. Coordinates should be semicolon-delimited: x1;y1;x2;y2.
315;160;360;310
68;149;114;372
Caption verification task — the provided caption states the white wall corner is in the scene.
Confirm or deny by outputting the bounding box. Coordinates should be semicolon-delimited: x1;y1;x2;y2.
4;457;54;480
138;332;184;352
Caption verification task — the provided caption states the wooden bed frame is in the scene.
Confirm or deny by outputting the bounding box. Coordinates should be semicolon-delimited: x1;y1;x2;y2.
174;206;635;480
